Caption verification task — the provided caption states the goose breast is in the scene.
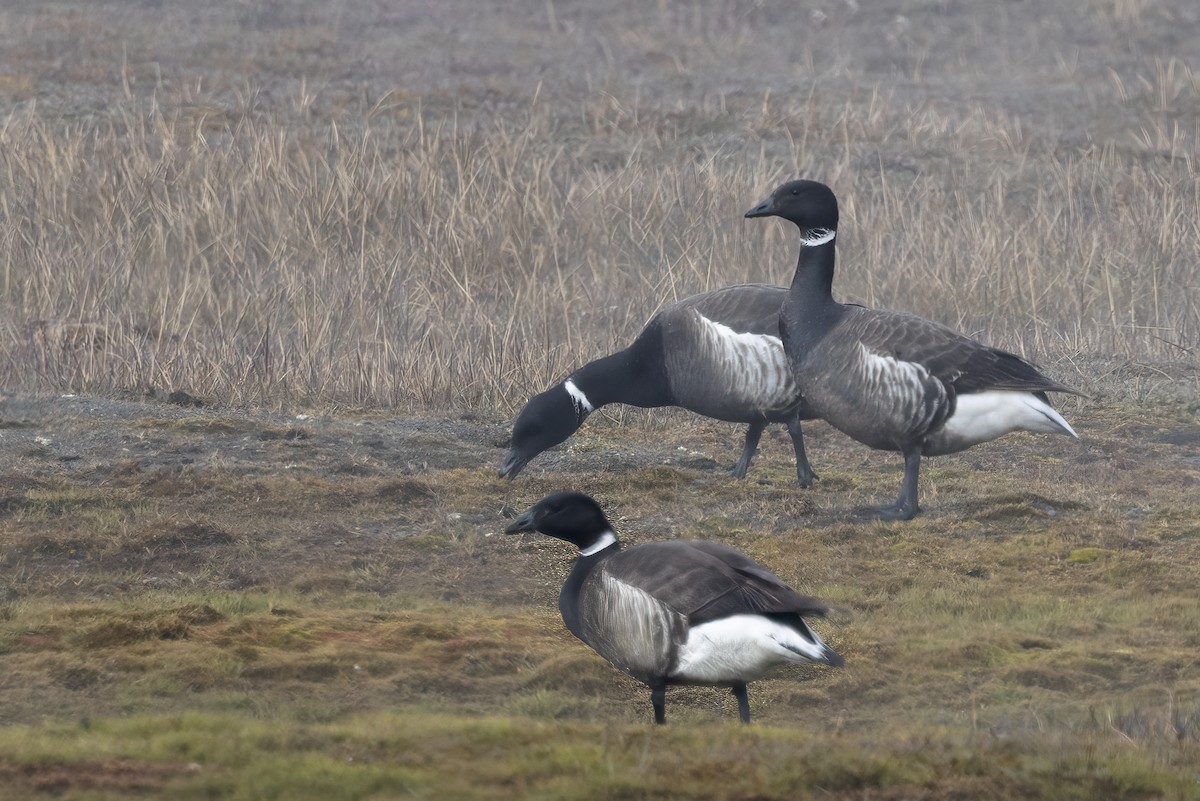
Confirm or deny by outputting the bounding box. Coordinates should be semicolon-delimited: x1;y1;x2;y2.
580;572;688;683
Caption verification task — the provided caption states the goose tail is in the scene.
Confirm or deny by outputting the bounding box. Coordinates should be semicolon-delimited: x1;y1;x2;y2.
1027;393;1078;438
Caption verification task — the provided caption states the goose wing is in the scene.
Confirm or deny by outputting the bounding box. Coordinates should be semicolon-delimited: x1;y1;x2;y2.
602;541;829;626
670;284;786;336
847;308;1078;396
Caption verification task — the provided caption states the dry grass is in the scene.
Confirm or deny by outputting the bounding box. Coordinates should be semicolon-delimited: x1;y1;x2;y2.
0;2;1197;410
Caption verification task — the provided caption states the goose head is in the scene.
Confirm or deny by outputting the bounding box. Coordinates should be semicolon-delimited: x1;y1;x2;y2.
500;387;587;479
745;180;839;243
504;491;616;552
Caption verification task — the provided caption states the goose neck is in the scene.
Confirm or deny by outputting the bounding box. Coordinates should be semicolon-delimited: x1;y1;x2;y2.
569;353;628;409
572;343;669;409
789;237;838;306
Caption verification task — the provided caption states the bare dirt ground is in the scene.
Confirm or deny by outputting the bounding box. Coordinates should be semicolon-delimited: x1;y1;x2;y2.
4;387;1197;608
1;391;503;597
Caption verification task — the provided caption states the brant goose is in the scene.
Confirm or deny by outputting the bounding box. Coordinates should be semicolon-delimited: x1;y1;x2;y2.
500;284;820;485
505;491;842;724
746;180;1081;520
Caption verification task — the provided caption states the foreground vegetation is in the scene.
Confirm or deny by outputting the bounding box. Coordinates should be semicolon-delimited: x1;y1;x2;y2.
3;709;1196;800
1;0;1199;798
2;394;1199;799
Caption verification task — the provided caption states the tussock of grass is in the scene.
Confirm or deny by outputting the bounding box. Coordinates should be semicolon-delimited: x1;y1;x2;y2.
1067;546;1117;564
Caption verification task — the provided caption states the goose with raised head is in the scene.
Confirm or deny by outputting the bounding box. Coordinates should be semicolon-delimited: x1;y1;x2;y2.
500;284;820;486
505;491;842;724
746;179;1081;520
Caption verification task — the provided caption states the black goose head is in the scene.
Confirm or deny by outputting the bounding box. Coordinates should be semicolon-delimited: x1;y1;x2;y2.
505;491;616;551
500;386;588;479
744;180;839;239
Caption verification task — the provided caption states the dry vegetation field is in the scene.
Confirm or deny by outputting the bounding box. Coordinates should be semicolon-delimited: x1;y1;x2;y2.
1;0;1199;799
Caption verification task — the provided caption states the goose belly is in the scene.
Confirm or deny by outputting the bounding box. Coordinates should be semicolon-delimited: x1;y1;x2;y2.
667;316;799;421
923;390;1078;455
670;614;829;685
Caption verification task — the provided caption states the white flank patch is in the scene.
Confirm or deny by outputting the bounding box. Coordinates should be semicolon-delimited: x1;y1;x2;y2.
563;378;594;415
696;316;796;412
672;614;832;684
800;228;836;247
857;345;934;409
579;530;617;557
940;390;1078;449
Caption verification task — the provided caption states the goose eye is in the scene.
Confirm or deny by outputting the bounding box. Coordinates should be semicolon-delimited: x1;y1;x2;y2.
790;188;799;195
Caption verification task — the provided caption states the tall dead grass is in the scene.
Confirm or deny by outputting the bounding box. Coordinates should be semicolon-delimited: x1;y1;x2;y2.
0;81;1196;411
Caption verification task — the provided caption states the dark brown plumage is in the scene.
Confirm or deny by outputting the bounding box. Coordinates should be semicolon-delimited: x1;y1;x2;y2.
505;492;842;724
500;284;820;485
747;179;1081;520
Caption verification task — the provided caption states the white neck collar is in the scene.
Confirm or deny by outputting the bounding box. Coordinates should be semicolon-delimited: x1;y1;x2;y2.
564;378;594;415
800;228;836;247
579;530;617;557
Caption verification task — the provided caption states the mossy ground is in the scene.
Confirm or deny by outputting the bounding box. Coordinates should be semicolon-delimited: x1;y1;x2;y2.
2;392;1199;799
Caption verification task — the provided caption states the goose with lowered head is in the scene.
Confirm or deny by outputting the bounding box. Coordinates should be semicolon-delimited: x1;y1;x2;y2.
500;284;821;485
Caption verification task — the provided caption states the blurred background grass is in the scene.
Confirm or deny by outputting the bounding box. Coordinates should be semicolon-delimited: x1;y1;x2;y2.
0;0;1196;410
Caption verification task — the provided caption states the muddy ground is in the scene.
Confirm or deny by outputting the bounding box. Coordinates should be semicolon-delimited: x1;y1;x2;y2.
4;388;1198;613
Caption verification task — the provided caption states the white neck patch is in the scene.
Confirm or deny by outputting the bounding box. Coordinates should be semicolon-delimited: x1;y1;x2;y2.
564;378;594;415
800;228;836;247
579;530;617;557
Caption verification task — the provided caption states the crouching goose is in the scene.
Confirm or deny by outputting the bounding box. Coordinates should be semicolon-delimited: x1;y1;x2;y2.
499;284;820;486
746;180;1082;520
504;491;842;724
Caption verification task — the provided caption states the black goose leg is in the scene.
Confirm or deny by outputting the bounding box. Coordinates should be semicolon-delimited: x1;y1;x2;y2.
731;422;766;479
875;448;921;521
786;416;818;487
731;684;751;724
650;682;667;725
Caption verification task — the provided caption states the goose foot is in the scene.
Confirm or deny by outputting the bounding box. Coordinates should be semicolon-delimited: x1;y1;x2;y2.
731;684;751;724
869;501;920;521
787;417;819;488
871;449;921;520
